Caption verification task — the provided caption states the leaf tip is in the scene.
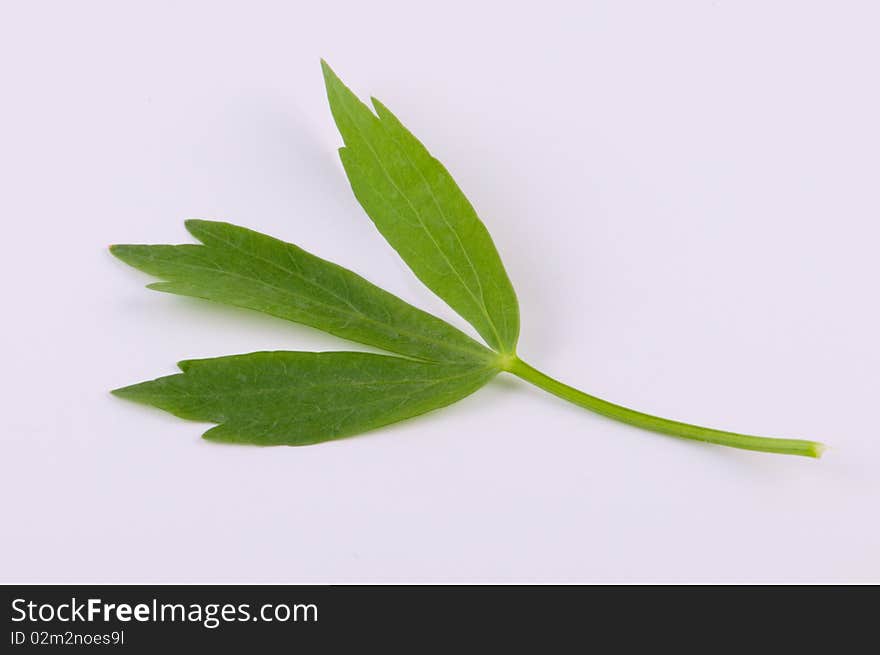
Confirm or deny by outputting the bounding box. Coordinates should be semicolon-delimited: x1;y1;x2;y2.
183;218;212;239
369;96;387;116
176;358;197;373
202;423;243;445
145;281;172;293
108;244;140;266
110;383;140;401
320;58;338;84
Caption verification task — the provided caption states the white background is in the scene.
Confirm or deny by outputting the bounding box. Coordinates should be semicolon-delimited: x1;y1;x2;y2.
2;1;878;583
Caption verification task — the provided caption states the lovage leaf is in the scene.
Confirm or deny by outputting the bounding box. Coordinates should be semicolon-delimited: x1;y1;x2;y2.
322;61;520;354
111;220;493;364
109;61;827;459
112;351;498;445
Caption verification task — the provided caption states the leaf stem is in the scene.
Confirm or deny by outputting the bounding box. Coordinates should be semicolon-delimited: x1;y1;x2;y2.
506;357;825;458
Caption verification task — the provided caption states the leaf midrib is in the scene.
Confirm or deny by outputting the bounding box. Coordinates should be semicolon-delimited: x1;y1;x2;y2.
163;366;495;402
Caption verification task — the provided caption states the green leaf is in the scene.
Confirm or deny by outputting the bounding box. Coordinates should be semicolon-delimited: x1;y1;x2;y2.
112;351;498;445
110;220;493;364
109;61;827;458
321;60;520;354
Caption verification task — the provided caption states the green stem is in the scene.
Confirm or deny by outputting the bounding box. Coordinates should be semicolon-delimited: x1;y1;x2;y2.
506;357;825;458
